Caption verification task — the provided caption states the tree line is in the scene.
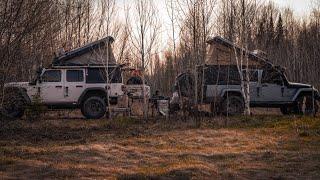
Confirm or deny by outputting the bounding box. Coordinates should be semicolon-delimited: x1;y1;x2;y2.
155;0;320;96
1;0;320;101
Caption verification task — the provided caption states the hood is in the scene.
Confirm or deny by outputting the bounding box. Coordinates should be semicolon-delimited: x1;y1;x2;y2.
287;82;312;89
4;82;30;88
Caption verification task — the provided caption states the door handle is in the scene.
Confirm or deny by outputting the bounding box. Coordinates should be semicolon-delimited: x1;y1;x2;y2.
55;86;63;88
65;87;69;97
76;85;83;88
262;84;268;87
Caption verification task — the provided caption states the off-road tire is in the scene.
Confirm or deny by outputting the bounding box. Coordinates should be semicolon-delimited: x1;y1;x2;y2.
280;106;291;115
220;95;245;116
1;91;25;119
294;94;318;115
81;96;106;119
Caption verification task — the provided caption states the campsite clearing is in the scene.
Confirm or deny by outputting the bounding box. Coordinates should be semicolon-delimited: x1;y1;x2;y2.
0;112;320;179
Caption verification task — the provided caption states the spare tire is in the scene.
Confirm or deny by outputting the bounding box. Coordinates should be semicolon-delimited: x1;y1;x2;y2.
175;73;195;98
2;91;25;119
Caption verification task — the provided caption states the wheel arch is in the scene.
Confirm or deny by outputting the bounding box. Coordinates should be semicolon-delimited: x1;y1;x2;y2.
78;88;108;105
4;87;31;104
221;89;244;99
292;89;315;102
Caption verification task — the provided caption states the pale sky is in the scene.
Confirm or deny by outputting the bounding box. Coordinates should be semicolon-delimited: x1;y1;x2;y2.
273;0;313;16
117;0;315;54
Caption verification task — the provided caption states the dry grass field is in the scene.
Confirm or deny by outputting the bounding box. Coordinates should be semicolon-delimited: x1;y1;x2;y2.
1;110;320;179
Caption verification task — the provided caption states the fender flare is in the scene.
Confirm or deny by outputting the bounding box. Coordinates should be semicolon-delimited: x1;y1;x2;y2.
292;88;315;102
4;87;31;104
77;87;108;105
220;89;244;99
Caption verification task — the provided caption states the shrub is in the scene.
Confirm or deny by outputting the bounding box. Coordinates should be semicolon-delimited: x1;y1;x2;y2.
25;94;47;121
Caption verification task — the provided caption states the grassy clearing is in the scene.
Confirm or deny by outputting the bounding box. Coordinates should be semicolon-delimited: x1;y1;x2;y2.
0;114;319;179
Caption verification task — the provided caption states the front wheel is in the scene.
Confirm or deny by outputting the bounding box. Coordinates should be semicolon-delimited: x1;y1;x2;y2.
294;95;318;115
220;95;245;116
81;96;106;119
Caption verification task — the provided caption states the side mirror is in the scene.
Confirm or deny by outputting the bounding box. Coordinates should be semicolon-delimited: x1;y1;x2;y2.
37;73;43;84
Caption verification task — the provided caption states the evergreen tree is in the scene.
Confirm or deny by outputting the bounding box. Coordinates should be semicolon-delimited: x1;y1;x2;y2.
275;13;284;45
266;13;274;48
256;13;267;48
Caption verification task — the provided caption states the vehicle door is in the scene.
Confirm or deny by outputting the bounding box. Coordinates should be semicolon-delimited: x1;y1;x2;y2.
40;69;65;104
260;69;285;102
64;69;86;103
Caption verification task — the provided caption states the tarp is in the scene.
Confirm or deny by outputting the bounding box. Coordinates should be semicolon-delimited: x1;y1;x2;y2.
52;36;116;66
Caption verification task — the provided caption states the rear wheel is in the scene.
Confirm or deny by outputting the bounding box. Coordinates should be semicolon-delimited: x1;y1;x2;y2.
220;95;245;116
280;106;291;115
81;96;106;119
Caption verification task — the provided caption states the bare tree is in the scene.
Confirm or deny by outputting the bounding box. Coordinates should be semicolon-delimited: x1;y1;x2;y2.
130;0;160;119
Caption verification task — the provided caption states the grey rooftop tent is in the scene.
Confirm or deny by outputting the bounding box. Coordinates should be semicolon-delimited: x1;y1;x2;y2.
206;36;274;68
52;36;116;66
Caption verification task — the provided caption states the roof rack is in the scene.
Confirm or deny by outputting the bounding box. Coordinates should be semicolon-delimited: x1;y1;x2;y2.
50;63;128;69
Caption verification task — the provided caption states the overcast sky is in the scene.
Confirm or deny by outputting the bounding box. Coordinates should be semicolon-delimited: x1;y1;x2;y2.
274;0;313;16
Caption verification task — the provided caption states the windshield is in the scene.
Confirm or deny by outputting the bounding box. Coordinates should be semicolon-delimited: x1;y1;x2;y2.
282;71;289;82
29;68;43;85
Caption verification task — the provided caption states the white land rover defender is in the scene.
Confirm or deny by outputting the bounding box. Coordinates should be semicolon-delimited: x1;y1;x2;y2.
2;36;128;119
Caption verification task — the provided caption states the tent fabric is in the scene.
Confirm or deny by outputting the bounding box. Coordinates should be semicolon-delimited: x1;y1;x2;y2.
206;36;273;67
52;36;116;66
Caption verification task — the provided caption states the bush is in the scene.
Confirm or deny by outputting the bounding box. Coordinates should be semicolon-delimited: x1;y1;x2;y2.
25;94;47;121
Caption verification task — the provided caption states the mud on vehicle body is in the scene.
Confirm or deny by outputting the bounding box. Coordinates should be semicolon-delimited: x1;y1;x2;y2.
172;65;320;116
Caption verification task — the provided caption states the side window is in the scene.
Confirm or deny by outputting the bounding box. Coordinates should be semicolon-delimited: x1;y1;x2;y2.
109;67;123;83
204;66;241;85
242;69;258;82
250;70;259;82
86;68;123;84
86;68;105;83
42;70;61;82
262;69;283;85
67;70;84;82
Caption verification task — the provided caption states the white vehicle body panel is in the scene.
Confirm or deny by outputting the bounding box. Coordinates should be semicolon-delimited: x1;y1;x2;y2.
5;66;125;105
64;69;86;103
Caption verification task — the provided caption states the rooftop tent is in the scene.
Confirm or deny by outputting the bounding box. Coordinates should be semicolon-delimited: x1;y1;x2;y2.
206;36;273;68
52;36;116;66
